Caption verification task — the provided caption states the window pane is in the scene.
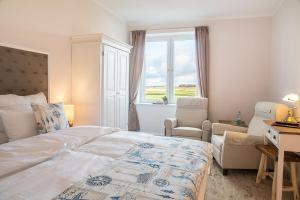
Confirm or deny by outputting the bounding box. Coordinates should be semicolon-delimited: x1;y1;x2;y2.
173;39;197;100
143;40;168;101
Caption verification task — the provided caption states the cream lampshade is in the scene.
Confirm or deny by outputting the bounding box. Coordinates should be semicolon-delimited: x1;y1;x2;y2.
64;104;75;127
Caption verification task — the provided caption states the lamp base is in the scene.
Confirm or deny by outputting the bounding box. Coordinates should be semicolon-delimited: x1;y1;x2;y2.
68;121;74;127
285;116;298;124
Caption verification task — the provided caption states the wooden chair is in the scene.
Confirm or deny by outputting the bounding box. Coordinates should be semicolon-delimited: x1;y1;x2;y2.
255;144;300;200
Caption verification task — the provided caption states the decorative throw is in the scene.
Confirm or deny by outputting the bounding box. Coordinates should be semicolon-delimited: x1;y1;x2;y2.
31;102;69;133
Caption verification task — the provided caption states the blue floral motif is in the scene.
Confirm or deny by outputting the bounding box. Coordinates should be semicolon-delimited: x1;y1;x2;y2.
180;188;195;200
157;194;174;199
138;143;154;149
137;173;152;184
148;163;160;169
130;150;142;157
161;189;175;194
153;178;169;187
58;192;88;200
86;175;112;186
173;174;196;188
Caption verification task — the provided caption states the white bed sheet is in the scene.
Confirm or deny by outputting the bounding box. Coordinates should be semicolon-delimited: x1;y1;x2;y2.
0;127;213;200
0;151;113;200
0;126;112;178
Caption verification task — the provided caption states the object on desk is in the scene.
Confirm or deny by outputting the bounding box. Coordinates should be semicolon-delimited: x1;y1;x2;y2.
235;110;242;123
272;121;300;128
283;93;300;123
286;110;298;123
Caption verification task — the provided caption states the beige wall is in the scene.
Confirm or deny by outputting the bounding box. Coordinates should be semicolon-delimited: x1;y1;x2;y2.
0;0;128;103
270;0;300;102
209;17;271;123
132;17;272;130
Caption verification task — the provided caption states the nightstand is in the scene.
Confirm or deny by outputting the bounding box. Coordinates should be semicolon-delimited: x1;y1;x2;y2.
219;120;248;128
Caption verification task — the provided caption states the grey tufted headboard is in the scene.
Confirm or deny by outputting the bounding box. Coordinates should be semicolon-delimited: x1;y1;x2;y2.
0;45;48;99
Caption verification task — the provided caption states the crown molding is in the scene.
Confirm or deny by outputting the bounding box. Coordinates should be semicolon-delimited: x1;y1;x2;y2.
272;0;286;16
91;0;127;24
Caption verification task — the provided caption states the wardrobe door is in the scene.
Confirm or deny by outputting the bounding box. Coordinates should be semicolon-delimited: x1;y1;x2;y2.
103;45;118;127
116;50;129;130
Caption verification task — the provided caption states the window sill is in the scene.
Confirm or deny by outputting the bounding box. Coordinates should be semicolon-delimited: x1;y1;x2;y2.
136;102;176;107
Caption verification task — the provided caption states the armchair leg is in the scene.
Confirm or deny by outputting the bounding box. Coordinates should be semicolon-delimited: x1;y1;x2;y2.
222;169;228;176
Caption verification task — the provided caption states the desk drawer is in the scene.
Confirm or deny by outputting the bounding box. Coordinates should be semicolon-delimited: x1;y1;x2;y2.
267;128;279;146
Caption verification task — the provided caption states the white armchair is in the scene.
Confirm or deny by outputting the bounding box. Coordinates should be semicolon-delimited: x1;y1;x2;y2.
164;97;211;141
211;102;289;175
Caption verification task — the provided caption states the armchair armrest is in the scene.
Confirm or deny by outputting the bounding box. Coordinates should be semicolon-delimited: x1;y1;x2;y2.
212;123;248;136
224;131;264;146
202;120;212;142
164;118;177;129
164;118;177;136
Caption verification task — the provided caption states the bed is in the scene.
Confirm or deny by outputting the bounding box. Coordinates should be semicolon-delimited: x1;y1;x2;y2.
0;127;212;200
0;45;213;200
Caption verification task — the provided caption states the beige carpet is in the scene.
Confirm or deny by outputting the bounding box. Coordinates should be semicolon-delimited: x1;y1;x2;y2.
205;161;293;200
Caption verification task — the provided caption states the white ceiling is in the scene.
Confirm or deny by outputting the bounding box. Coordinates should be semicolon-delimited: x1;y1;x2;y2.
95;0;283;27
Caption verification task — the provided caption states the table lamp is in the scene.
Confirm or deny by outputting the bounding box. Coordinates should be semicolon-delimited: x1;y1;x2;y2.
282;94;300;123
64;104;75;127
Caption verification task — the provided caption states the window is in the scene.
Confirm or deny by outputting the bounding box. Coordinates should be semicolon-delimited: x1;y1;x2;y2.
140;32;198;103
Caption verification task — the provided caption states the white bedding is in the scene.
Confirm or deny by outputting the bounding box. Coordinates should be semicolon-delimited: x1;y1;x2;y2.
0;127;213;200
0;126;112;178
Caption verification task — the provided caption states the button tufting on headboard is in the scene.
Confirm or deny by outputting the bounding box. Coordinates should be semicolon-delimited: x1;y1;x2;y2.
0;45;48;100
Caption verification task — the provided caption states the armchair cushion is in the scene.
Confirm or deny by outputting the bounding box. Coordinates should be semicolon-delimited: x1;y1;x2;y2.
211;134;224;150
212;123;248;135
176;97;208;128
172;127;203;138
224;131;264;146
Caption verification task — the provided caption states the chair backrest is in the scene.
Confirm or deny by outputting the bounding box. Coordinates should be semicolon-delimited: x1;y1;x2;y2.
176;97;208;128
247;102;289;136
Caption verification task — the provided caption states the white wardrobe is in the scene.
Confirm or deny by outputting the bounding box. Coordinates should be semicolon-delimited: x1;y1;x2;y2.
71;34;132;129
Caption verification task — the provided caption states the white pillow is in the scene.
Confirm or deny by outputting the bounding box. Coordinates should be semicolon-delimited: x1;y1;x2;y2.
31;102;69;134
0;92;47;106
0;110;38;141
0;104;32;133
0;94;28;106
24;92;47;105
0;92;47;134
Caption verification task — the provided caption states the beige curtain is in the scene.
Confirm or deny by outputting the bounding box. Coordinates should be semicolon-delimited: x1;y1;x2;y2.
128;30;146;131
195;26;209;98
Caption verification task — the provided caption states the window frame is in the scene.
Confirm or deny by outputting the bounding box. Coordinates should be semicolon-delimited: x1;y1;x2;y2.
140;32;199;104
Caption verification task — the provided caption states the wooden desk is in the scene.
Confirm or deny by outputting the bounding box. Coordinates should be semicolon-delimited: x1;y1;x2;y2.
264;120;300;200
